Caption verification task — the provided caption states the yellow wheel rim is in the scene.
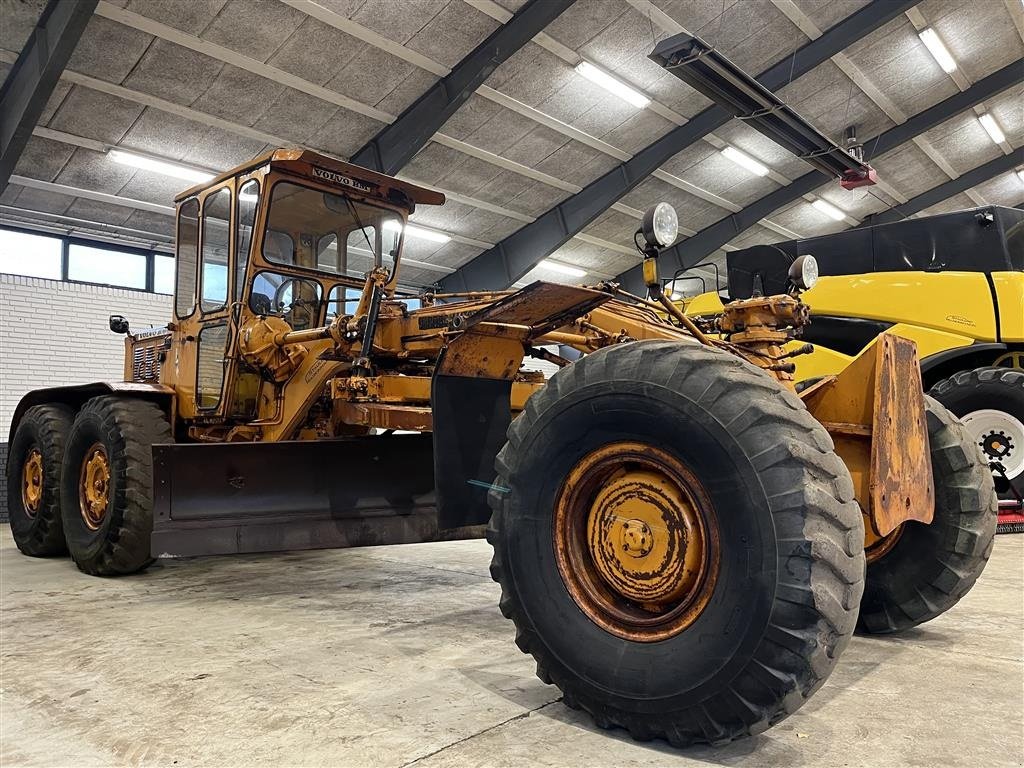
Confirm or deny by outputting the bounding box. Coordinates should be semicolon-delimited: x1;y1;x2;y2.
864;512;904;564
21;448;44;517
993;351;1024;370
554;441;720;642
79;443;111;531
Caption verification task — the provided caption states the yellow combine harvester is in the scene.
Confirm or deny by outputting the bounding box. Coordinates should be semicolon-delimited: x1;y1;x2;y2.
6;149;995;746
681;205;1023;527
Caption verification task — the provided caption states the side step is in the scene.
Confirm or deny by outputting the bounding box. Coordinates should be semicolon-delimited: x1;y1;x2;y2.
150;435;481;558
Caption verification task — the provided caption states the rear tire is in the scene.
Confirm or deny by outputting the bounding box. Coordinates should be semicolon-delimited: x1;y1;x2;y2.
6;404;74;556
857;396;997;634
60;397;171;576
488;341;865;746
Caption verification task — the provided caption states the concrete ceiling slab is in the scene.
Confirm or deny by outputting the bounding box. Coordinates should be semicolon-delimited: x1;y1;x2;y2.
544;0;627;52
47;85;145;144
919;191;977;217
326;46;426;110
189;63;285;126
123;207;176;235
871;142;955;198
11;185;74;215
117;167;192;205
0;0;46;51
54;148;136;195
64;196;137;226
349;0;443;45
200;0;307;62
403;1;498;69
186;129;267;169
306;108;385;160
485;43;577;108
38;80;73;126
923;112;1005;175
12;136;75;182
372;67;438;116
123;38;225;106
973;172;1024;207
792;0;872;31
249;88;344;144
126;0;228;35
598;109;674;154
68;15;153;83
268;16;366;86
436;94;504;142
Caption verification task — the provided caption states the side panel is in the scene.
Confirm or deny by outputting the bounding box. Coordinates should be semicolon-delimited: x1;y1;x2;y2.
801;272;998;341
991;272;1024;342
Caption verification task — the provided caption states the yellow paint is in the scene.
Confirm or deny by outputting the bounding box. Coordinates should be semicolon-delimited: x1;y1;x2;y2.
992;272;1024;342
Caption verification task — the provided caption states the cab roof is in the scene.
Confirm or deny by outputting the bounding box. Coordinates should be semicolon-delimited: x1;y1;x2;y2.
173;148;446;208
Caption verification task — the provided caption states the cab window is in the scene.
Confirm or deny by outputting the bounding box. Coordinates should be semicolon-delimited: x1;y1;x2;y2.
250;271;322;330
236;180;259;302
326;285;363;320
175;198;200;318
263;182;402;280
201;187;231;312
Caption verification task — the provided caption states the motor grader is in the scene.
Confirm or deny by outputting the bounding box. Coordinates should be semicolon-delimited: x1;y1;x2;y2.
6;148;995;746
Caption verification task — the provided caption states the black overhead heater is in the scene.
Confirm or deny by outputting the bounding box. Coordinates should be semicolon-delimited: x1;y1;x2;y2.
650;34;877;190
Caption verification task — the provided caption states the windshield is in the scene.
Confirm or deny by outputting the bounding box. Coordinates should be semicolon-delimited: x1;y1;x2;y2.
262;181;404;280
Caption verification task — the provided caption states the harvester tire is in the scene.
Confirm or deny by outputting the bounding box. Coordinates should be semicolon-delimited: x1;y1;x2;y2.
487;341;865;746
60;396;171;576
929;367;1024;499
6;404;74;556
857;396;997;634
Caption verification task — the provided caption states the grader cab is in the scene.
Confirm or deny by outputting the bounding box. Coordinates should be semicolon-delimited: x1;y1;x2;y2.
7;148;995;747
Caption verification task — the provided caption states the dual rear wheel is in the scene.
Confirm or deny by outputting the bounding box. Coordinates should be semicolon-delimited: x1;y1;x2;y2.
6;396;169;575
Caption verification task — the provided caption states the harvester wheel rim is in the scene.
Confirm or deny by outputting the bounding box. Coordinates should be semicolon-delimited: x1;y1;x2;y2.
961;408;1024;480
21;448;44;517
79;442;111;531
553;441;720;642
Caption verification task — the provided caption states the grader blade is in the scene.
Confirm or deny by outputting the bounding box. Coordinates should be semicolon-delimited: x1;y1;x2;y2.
800;333;934;536
149;435;469;558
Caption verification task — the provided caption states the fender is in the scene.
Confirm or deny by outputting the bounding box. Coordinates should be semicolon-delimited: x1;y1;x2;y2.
7;382;175;445
919;342;1009;388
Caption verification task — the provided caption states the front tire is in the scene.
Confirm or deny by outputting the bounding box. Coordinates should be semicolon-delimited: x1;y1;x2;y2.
60;397;171;576
6;404;74;556
488;342;865;746
857;396;997;634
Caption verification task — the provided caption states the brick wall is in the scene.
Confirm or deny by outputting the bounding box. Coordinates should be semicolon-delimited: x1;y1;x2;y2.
0;275;172;518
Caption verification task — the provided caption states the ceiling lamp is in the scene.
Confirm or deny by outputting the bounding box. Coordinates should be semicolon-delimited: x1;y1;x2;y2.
721;146;770;177
540;259;587;277
978;113;1006;144
811;199;846;221
575;61;650;108
382;220;451;243
918;28;958;74
108;149;214;184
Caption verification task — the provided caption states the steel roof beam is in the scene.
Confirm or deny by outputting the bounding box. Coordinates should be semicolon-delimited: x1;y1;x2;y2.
864;153;1024;226
618;57;1024;293
0;0;98;191
348;0;576;175
438;0;915;292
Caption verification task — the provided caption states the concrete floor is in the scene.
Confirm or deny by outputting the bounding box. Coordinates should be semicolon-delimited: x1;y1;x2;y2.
1;530;1021;768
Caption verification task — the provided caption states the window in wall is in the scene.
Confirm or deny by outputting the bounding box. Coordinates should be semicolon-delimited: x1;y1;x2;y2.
68;244;147;289
154;254;174;294
201;187;231;312
236;180;259;302
176;198;200;318
0;229;62;278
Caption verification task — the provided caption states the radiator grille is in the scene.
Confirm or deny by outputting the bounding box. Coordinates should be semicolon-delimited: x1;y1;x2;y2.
132;343;162;382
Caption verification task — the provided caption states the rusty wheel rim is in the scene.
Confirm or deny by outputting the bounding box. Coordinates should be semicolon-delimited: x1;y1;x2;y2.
864;515;904;564
79;443;111;531
554;441;720;642
21;448;44;517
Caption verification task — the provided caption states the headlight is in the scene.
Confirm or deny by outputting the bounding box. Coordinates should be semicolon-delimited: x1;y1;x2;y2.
788;254;819;290
641;202;679;248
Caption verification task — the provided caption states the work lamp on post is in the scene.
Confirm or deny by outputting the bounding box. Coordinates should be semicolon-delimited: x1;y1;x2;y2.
636;202;679;299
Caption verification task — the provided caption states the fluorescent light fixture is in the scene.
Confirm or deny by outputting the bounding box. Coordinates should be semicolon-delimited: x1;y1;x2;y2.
108;149;214;184
721;146;770;177
812;199;846;221
978;113;1006;144
541;259;587;277
382;220;451;243
575;61;650;108
918;28;957;73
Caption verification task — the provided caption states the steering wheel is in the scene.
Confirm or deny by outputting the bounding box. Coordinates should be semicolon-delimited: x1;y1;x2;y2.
273;278;317;329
